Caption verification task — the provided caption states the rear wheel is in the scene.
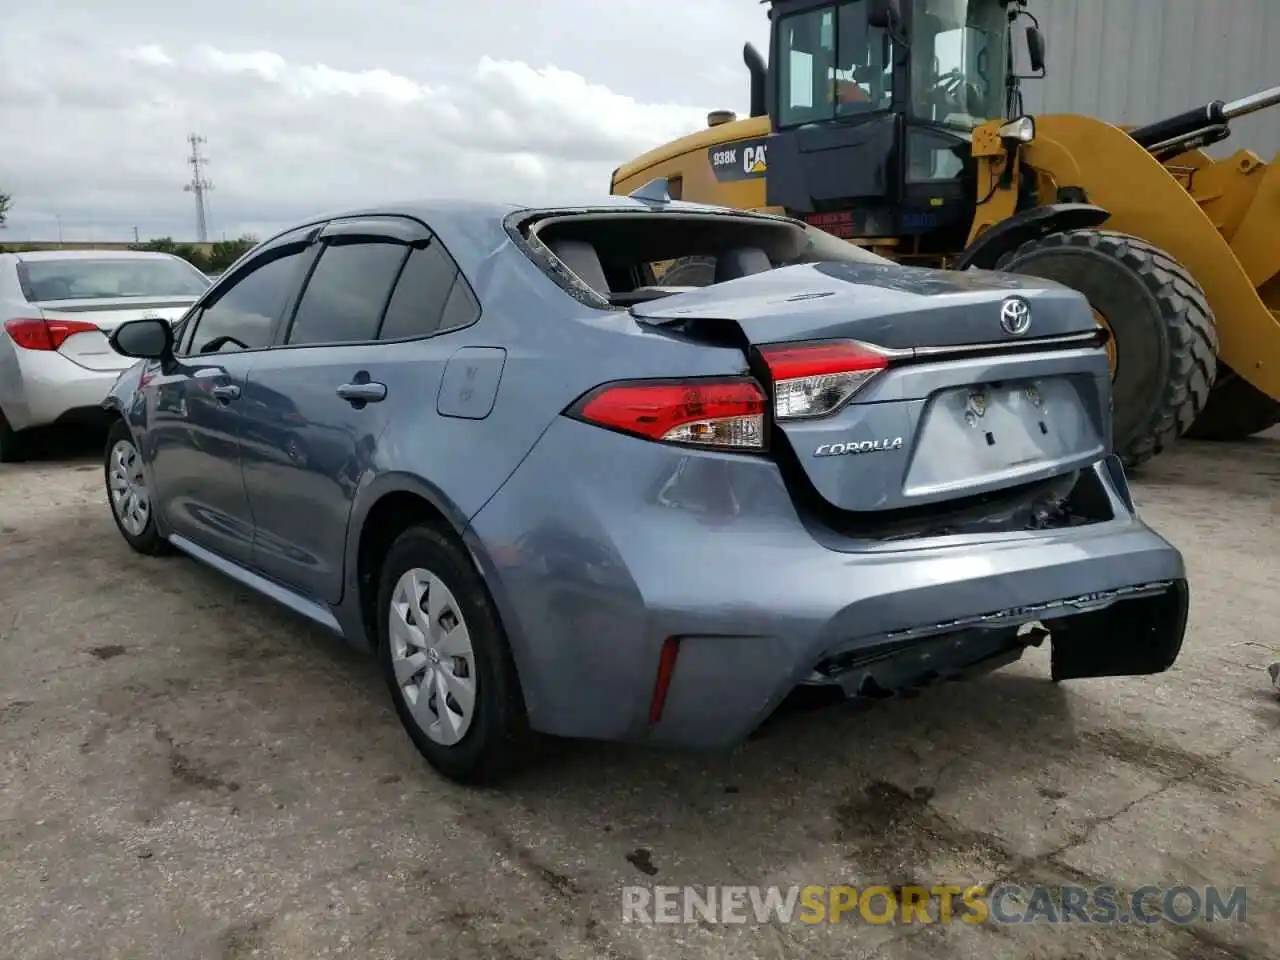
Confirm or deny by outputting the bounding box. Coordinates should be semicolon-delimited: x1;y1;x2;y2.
376;523;530;785
1183;363;1280;440
995;229;1217;468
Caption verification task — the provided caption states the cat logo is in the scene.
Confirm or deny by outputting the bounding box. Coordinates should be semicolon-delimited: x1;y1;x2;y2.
707;136;771;182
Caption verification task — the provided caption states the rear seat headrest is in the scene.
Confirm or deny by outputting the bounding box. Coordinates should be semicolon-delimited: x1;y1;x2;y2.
715;246;774;283
545;238;610;296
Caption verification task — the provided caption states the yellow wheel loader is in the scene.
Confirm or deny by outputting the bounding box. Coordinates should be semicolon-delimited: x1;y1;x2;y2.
609;0;1280;466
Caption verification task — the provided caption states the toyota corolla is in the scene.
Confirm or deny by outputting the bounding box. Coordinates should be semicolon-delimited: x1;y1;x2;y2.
100;196;1189;784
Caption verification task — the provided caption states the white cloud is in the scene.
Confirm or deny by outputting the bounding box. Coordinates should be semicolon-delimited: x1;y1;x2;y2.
1;1;770;244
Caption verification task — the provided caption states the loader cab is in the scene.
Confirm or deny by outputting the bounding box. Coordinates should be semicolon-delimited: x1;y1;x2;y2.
759;0;1020;255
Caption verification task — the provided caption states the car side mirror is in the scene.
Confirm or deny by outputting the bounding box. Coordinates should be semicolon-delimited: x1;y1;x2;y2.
1026;26;1046;74
109;317;173;360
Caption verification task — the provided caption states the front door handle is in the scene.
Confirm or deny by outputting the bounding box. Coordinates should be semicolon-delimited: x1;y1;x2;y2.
336;381;387;404
211;384;241;403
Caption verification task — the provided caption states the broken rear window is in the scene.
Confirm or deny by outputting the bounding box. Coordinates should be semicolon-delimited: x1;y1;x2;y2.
510;208;893;309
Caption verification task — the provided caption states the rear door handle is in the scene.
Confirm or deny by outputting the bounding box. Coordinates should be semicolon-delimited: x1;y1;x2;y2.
211;384;240;402
336;381;387;404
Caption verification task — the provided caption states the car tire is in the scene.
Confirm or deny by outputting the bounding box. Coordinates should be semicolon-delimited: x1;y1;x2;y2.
657;255;716;286
104;419;170;556
0;409;28;464
1182;362;1280;441
995;229;1218;469
376;523;530;785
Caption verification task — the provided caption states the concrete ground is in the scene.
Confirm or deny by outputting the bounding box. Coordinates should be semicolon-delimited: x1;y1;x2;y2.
0;427;1276;960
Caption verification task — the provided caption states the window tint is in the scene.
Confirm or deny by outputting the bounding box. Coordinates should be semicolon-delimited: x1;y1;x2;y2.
378;241;477;341
286;241;407;345
187;251;304;354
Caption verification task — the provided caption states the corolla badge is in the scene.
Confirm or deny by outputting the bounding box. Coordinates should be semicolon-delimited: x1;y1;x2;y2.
999;296;1032;336
814;437;904;457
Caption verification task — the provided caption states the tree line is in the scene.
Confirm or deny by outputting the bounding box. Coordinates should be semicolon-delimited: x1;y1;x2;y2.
127;236;261;275
0;189;258;275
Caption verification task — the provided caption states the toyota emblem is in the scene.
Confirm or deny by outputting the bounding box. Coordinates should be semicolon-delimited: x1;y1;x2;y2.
1000;297;1032;336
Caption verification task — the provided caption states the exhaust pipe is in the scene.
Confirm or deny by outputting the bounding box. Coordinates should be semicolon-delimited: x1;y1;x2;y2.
744;43;767;118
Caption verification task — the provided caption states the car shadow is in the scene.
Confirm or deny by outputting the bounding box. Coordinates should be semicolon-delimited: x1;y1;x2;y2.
1129;433;1280;498
171;550;1080;809
510;666;1076;798
9;424;106;465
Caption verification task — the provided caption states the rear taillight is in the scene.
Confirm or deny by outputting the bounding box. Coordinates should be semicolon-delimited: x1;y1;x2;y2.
570;377;766;450
4;317;99;351
759;340;890;420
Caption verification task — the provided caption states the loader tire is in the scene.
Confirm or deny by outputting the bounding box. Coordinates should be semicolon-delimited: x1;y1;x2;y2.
1183;364;1280;441
995;229;1217;469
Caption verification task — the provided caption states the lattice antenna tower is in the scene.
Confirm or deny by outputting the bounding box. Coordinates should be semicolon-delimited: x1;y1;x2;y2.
184;134;214;242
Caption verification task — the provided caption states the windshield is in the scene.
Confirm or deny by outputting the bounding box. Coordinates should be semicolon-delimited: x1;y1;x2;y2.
910;0;1007;130
776;1;895;127
19;257;211;302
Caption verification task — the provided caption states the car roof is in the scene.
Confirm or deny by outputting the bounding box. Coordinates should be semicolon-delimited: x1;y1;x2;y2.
310;194;775;224
277;195;791;286
11;249;186;263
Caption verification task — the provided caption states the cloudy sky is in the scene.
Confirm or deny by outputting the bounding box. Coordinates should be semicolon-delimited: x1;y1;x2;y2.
2;1;770;243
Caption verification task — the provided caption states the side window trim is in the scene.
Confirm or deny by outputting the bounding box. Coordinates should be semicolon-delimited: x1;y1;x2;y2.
175;306;203;355
274;238;335;347
371;239;418;339
319;216;431;245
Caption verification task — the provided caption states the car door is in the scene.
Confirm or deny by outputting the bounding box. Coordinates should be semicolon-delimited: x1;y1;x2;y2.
144;236;315;562
239;216;479;603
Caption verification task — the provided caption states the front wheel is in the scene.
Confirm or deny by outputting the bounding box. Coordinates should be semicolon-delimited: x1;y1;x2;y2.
104;419;170;555
995;229;1218;468
376;524;531;785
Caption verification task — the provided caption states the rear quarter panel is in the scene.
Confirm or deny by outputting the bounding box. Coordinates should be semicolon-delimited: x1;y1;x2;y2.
342;226;754;590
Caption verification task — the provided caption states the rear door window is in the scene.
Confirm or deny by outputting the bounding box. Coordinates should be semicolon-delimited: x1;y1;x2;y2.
286;241;408;345
378;240;479;340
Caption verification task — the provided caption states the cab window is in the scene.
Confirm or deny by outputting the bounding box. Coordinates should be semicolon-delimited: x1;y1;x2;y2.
777;1;894;128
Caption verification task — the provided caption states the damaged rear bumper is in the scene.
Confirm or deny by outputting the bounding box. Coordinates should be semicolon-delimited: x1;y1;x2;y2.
469;418;1191;749
807;577;1188;702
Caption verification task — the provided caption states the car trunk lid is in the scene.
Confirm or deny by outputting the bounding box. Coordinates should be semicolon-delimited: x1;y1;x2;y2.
35;297;194;372
631;263;1111;514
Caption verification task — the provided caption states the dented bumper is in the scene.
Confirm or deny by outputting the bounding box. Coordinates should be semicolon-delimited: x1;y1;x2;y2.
470;418;1190;749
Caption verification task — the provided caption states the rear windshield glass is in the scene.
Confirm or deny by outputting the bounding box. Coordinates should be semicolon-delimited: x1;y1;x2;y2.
19;258;211;302
516;209;896;308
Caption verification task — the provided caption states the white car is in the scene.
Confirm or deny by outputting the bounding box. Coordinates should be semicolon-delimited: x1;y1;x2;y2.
0;249;210;461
